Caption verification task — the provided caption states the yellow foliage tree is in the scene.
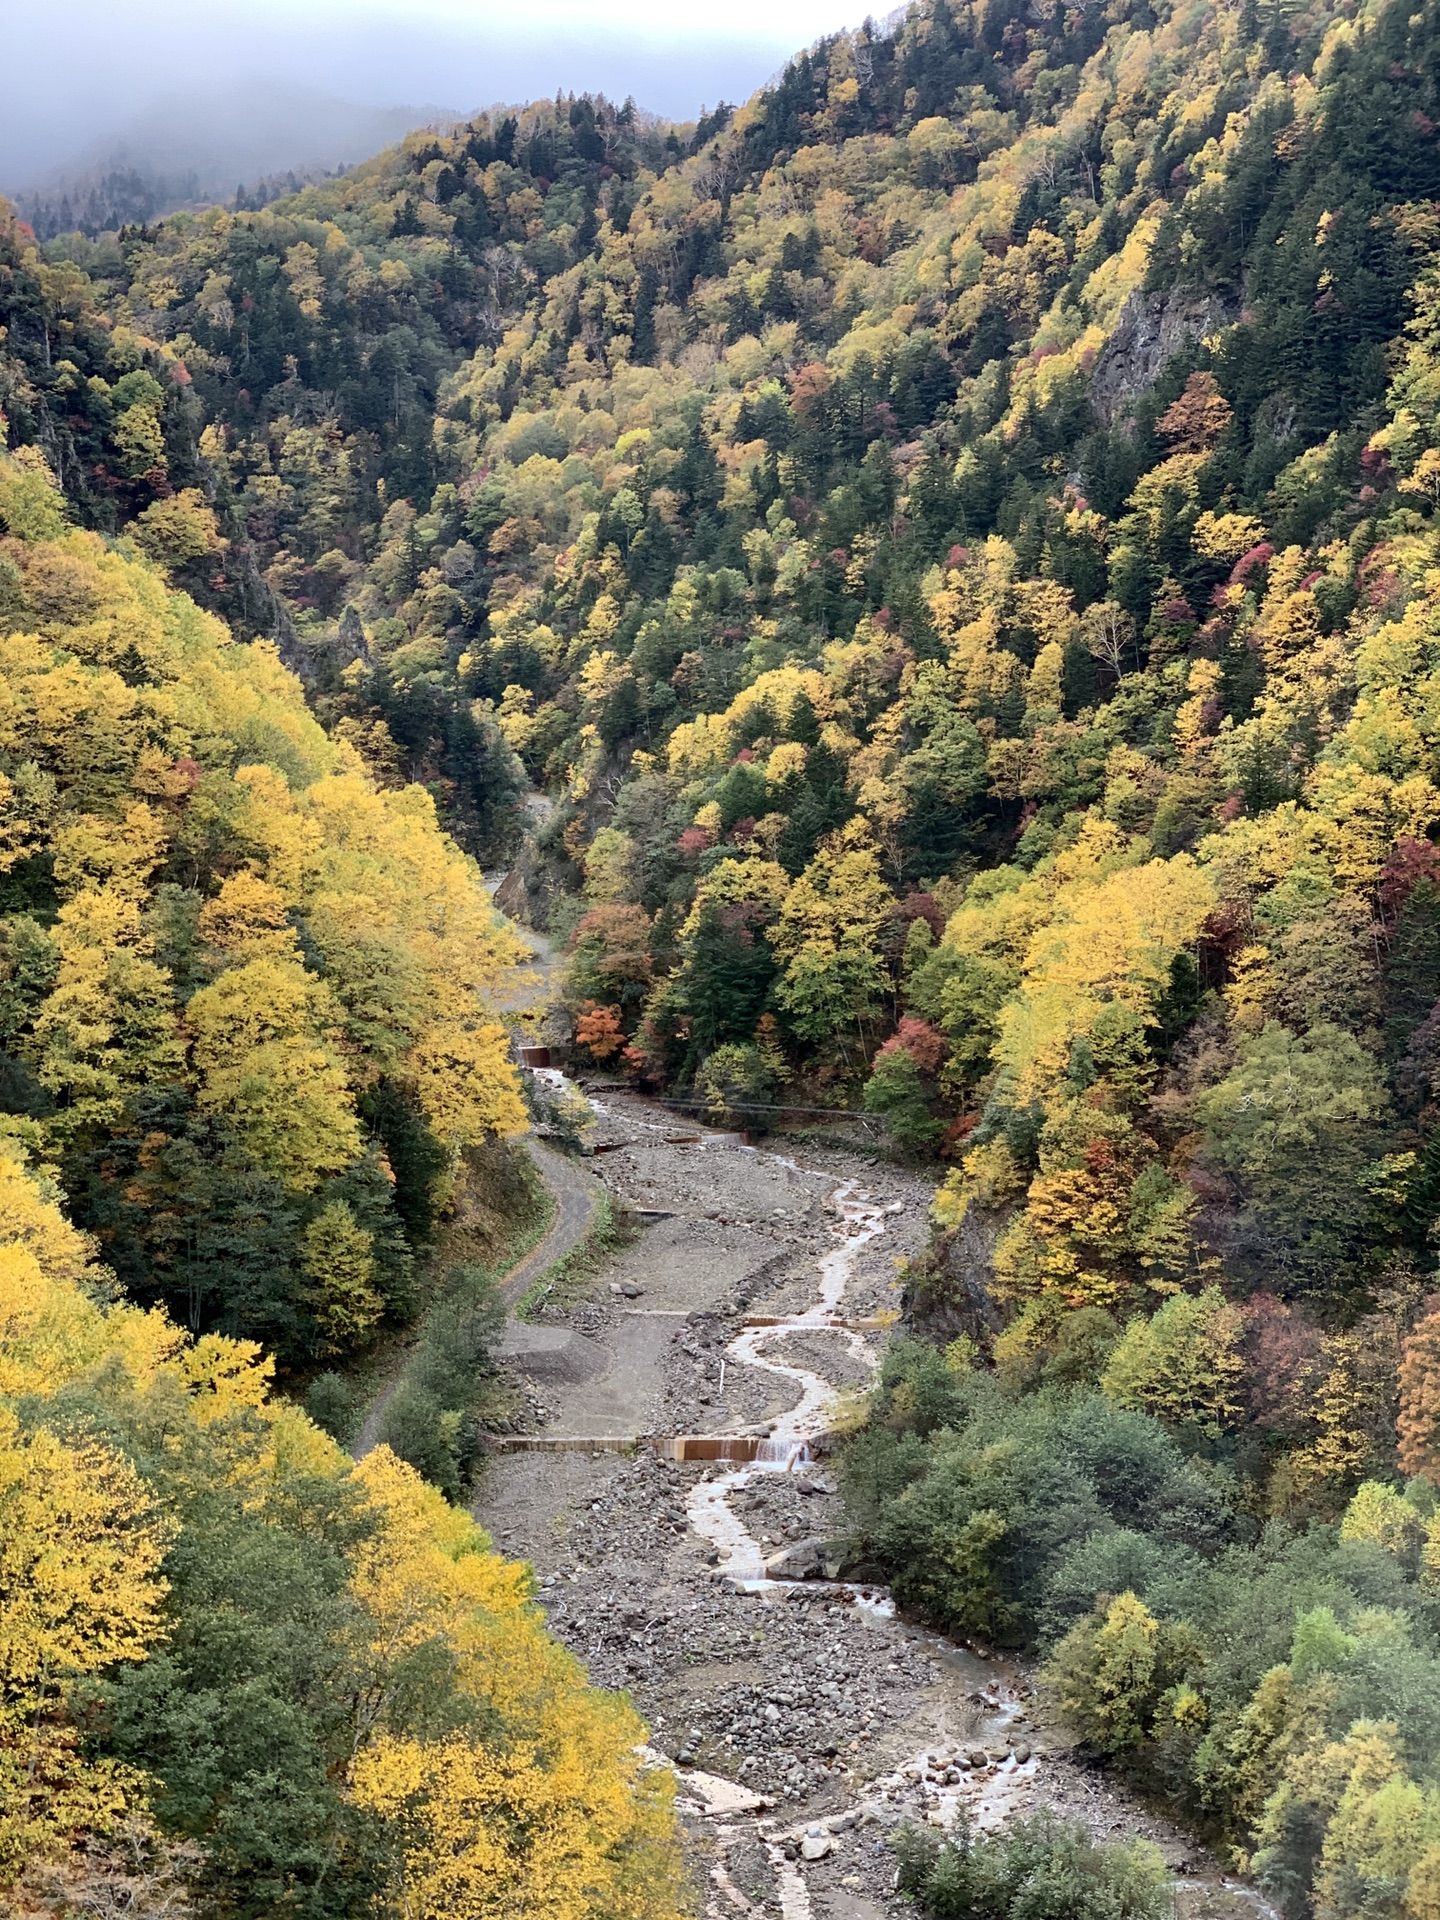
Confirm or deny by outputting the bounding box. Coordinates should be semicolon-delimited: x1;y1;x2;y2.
30;890;184;1138
301;1200;383;1352
187;956;363;1190
0;1140;683;1909
0;1404;171;1873
1101;1287;1244;1437
346;1448;680;1919
0;466;527;1201
771;820;891;1047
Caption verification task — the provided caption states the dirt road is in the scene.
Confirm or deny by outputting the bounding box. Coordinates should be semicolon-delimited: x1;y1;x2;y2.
354;1136;601;1458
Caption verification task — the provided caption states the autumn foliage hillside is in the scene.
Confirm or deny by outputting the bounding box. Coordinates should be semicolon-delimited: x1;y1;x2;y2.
0;446;527;1365
0;1138;677;1915
0;442;684;1911
11;0;1440;1908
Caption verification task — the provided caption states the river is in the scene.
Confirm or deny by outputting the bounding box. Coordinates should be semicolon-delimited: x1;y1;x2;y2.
468;1072;1266;1920
461;824;1272;1916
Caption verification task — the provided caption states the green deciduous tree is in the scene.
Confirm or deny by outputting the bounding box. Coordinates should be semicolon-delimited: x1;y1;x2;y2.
1197;1023;1391;1282
1101;1287;1244;1438
300;1200;383;1354
1045;1591;1195;1757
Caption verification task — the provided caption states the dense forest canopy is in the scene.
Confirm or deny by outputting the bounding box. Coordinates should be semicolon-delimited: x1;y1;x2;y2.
0;1115;678;1914
9;0;1440;1911
0;439;683;1913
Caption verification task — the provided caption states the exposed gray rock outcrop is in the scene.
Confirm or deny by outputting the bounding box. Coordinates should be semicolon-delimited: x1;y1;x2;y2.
904;1200;1005;1344
762;1534;855;1580
1088;286;1236;426
332;602;369;670
494;834;561;931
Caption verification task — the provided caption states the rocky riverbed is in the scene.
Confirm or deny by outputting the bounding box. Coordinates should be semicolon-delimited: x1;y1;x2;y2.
472;1092;1262;1920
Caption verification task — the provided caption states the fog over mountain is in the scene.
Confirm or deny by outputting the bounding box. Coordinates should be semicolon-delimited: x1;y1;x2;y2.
17;88;451;196
0;0;850;200
10;86;460;237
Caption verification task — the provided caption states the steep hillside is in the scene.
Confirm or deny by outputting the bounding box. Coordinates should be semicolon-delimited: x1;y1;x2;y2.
0;447;527;1363
0;434;687;1912
8;0;1440;1910
0;1127;677;1915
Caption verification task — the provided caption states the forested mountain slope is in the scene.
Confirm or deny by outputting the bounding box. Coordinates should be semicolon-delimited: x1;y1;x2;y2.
0;443;682;1911
8;0;1440;1911
0;448;526;1361
0;1107;677;1914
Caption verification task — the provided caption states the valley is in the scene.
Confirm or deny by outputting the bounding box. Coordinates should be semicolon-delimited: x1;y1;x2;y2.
476;1086;1259;1919
6;0;1440;1906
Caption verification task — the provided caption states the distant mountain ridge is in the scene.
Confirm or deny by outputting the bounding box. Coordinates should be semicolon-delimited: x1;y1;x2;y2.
11;82;461;238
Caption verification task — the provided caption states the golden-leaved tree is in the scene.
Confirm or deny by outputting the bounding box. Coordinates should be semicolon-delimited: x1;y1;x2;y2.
0;1143;682;1916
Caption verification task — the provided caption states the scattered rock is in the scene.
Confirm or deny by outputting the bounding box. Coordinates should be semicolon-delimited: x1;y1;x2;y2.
762;1534;850;1579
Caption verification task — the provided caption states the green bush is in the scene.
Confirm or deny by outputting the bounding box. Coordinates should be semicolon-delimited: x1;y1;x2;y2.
841;1353;1230;1643
864;1045;944;1152
893;1812;1170;1920
408;1265;505;1405
846;1334;1440;1916
379;1384;466;1500
695;1042;775;1128
375;1263;505;1497
303;1371;358;1446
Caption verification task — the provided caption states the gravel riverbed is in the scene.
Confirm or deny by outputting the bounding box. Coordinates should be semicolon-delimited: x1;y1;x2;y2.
472;1093;1262;1920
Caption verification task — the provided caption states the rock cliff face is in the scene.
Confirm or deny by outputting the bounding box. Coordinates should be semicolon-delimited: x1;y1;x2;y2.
272;602;372;688
332;602;370;670
494;840;560;931
1088;287;1236;426
902;1204;1005;1345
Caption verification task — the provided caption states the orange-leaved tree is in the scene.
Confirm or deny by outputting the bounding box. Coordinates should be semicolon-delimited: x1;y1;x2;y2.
575;1002;627;1060
1399;1310;1440;1484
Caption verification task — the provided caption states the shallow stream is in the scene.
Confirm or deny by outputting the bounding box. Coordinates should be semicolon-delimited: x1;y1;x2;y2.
685;1175;895;1593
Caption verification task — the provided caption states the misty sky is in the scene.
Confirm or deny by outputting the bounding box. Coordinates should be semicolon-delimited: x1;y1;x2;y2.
0;0;864;189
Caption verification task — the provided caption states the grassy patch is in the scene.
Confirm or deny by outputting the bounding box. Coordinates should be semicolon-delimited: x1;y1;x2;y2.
515;1194;635;1321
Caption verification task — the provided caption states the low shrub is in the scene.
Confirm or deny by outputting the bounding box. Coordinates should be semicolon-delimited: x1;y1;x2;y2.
893;1812;1170;1920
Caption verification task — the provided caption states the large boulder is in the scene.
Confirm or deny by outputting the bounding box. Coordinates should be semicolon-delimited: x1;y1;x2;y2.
763;1535;856;1580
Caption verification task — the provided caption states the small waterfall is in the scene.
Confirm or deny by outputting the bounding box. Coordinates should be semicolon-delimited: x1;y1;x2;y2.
658;1435;770;1462
658;1434;811;1464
